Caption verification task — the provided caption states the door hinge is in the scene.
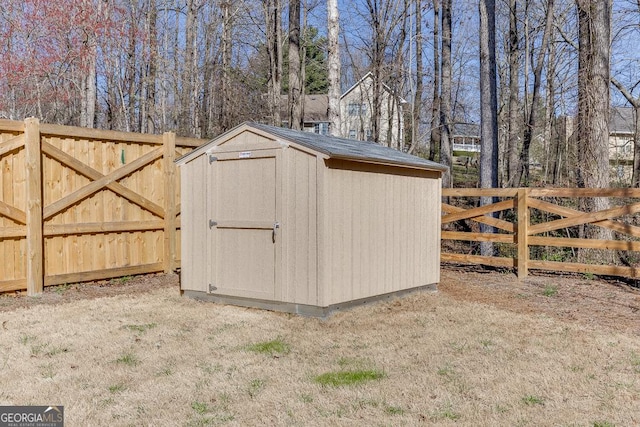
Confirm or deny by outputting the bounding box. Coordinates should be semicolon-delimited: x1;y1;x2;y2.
209;155;218;164
208;284;217;293
208;220;217;229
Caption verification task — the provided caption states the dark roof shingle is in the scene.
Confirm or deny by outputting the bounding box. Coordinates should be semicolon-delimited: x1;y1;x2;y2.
248;122;447;171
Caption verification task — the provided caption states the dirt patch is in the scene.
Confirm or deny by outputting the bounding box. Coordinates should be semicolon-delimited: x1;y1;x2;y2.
0;273;178;313
439;265;640;336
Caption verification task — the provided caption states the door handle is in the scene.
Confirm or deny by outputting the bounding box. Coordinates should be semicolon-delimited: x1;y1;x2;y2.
272;222;280;243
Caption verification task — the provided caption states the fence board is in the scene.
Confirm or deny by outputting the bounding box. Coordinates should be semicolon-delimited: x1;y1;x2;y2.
25;118;43;295
0;135;25;157
527;197;640;238
529;236;640;251
442;199;516;224
442;203;515;232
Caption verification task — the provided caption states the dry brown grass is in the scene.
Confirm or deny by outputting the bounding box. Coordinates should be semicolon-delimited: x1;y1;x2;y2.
1;274;639;426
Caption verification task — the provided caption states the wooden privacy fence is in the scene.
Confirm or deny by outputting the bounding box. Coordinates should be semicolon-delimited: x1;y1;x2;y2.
442;187;640;279
0;118;205;295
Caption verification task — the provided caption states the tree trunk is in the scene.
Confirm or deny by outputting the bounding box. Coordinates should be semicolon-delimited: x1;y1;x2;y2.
429;0;441;161
265;0;282;126
576;0;611;255
80;45;97;129
327;0;341;136
220;1;233;132
409;0;423;154
440;0;453;187
506;0;519;186
182;0;197;135
288;0;303;130
543;24;557;184
365;0;385;145
145;0;158;134
479;0;499;256
517;0;554;186
576;0;610;190
631;107;640;187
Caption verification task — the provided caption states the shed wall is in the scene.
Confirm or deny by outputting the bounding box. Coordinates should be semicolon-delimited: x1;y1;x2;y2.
322;160;441;306
180;154;209;292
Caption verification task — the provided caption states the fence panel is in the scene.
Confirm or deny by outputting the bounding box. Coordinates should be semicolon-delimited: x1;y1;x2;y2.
0;120;27;291
0;118;204;294
442;187;640;279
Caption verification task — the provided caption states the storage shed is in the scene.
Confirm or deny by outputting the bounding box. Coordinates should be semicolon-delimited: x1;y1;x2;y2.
176;122;447;316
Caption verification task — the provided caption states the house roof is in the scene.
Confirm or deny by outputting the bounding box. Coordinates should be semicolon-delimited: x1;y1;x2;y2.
176;122;447;172
611;106;635;135
341;71;407;104
451;122;480;138
280;94;329;123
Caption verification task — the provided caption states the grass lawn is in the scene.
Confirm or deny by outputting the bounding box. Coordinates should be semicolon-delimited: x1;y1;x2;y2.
0;275;639;426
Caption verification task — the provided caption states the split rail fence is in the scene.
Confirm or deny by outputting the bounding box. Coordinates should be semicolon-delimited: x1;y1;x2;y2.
442;187;640;279
0;118;205;295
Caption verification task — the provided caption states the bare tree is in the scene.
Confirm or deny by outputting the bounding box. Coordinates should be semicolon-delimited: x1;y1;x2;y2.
288;0;303;129
220;1;234;132
574;0;612;253
181;0;201;136
429;0;441;161
516;0;555;186
505;0;519;186
143;0;158;134
264;0;283;126
327;0;341;136
575;0;610;191
479;0;499;255
409;0;423;154
440;0;453;187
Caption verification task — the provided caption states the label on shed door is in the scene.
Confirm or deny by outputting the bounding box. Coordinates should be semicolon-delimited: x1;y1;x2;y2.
239;151;252;158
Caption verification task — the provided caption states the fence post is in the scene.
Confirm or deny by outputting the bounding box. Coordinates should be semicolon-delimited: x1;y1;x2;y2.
517;188;529;279
24;118;44;295
163;132;177;273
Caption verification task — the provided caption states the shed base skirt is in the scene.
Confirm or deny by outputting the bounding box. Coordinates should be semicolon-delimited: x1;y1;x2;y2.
182;283;438;317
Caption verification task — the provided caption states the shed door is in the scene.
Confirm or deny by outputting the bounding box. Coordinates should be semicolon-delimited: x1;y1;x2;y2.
207;149;281;300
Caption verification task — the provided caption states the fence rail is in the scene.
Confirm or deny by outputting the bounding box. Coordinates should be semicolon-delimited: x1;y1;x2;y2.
442;187;640;279
0;118;205;295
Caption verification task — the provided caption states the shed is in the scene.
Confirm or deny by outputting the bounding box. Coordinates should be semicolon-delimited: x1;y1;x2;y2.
176;122;447;316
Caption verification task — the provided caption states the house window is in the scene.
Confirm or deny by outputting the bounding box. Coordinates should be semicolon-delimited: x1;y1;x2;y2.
348;103;367;116
314;123;329;135
349;129;356;139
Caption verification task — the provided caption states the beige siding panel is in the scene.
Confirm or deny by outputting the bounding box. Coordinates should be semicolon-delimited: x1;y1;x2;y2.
213;131;279;151
316;157;328;307
282;147;318;305
324;161;441;306
180;155;209;292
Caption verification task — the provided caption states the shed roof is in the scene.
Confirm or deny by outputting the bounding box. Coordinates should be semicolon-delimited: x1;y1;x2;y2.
176;122;447;172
